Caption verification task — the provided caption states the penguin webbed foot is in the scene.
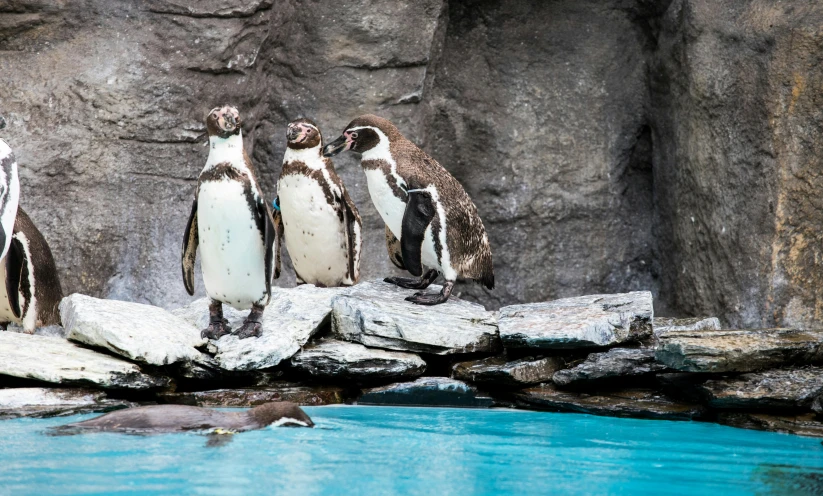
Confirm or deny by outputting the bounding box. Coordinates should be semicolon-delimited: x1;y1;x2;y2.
384;269;439;290
405;281;454;306
201;319;231;340
233;304;264;339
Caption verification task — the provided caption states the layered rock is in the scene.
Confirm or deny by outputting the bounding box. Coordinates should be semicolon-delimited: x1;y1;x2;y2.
653;317;721;335
61;294;204;366
332;281;499;355
499;292;653;349
0;333;169;389
552;348;668;387
696;367;823;409
655;329;823;373
514;385;706;420
159;384;345;407
358;377;494;407
452;356;563;387
173;285;340;371
0;388;131;419
291;339;426;383
717;413;823;439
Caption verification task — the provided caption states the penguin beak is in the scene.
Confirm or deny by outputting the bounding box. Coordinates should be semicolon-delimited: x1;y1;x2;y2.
323;135;349;157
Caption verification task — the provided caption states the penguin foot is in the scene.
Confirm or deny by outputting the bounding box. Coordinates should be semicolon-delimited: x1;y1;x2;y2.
405;281;454;306
201;319;231;340
385;269;439;290
233;321;262;339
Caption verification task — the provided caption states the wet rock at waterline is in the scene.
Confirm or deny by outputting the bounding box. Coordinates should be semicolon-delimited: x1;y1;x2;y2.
61;294;204;366
655;329;823;373
717;413;823;439
159;384;345;407
0;333;170;389
552;348;668;387
514;384;705;421
358;377;494;407
696;367;823;410
498;292;653;349
172;285;339;371
452;355;564;387
0;388;132;419
291;339;426;383
653;317;721;335
332;281;499;355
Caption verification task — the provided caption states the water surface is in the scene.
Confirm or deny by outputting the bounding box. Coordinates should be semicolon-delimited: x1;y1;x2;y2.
1;406;822;495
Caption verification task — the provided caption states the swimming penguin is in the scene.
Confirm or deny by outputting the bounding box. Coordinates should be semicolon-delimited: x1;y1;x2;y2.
0;139;63;332
275;118;361;287
182;106;280;340
55;401;314;433
323;115;494;305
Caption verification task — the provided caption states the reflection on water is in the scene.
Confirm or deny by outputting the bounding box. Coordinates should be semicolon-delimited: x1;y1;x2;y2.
0;406;822;495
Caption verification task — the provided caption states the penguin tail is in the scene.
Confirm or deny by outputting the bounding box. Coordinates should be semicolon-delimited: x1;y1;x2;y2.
477;273;494;290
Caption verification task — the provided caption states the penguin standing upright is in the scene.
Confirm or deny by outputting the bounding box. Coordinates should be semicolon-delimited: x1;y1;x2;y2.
276;118;361;287
0;138;63;332
182;106;280;339
323;115;493;305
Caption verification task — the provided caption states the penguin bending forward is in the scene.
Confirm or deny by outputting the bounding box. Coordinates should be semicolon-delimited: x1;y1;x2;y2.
276;118;362;287
323;115;493;305
0;139;63;332
182;106;280;340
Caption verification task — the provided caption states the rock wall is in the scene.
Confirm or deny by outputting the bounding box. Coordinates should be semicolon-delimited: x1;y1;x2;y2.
1;0;822;327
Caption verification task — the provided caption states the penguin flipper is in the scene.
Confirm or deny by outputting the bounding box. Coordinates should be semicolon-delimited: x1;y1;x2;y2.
5;236;25;319
340;189;362;283
271;200;283;281
181;200;198;296
260;199;277;299
385;225;405;270
401;190;436;277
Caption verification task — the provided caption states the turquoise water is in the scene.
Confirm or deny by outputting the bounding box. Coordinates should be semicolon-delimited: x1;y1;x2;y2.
1;406;822;495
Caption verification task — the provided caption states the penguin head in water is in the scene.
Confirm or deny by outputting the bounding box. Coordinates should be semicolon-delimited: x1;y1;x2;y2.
286;118;322;150
323;114;400;157
248;401;314;428
206;105;242;139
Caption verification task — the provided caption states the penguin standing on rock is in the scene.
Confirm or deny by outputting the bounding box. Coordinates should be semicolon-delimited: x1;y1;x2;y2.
182;106;280;340
276;118;362;287
0;137;63;332
323;114;493;305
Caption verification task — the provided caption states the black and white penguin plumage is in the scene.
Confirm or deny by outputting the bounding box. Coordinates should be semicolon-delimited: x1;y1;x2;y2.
182;106;280;340
323;115;493;305
0;139;63;332
276;118;361;287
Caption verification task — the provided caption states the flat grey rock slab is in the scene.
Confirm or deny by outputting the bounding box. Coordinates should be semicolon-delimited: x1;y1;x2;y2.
159;384;346;407
697;367;823;409
173;285;344;371
499;292;653;349
0;333;170;389
717;412;823;439
552;348;668;386
452;355;564;387
514;385;706;421
331;280;499;355
0;388;132;419
61;294;204;366
291;339;426;383
358;377;494;407
6;324;67;338
653;317;721;335
655;329;823;373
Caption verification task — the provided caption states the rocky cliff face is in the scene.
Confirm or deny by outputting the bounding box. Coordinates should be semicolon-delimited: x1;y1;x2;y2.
1;0;821;327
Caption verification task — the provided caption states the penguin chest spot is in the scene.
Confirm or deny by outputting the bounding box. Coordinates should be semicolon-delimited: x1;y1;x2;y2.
278;174;349;286
197;179;267;309
364;169;405;237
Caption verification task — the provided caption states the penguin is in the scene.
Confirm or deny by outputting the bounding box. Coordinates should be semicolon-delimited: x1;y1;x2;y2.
182;105;280;340
323;115;494;305
0;139;64;332
275;118;362;287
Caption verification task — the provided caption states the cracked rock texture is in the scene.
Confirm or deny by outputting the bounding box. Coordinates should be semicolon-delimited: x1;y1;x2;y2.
0;388;131;419
552;348;668;387
291;339;426;384
696;367;823;410
452;356;564;387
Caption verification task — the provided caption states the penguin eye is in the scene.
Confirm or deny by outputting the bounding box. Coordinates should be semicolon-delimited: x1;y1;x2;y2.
350;132;358;139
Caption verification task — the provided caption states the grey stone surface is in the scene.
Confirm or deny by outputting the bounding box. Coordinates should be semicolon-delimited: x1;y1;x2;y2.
332;281;499;355
172;285;341;371
291;339;426;383
358;377;494;408
0;388;132;419
655;329;823;373
6;324;67;338
653;317;721;335
61;294;205;366
452;356;564;387
552;348;669;387
499;292;653;349
697;367;823;410
159;384;346;407
717;413;823;439
0;333;170;389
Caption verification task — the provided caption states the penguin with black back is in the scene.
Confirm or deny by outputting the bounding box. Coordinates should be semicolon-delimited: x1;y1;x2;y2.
323;114;493;305
182;105;280;340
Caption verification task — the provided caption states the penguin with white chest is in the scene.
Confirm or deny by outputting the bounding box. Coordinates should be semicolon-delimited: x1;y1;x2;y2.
0;138;63;332
276;118;362;287
323;114;493;305
182;106;280;340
